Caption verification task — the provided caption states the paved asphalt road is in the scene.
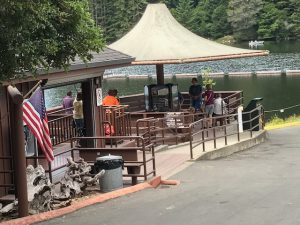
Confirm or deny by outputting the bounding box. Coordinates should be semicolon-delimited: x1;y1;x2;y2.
36;126;300;225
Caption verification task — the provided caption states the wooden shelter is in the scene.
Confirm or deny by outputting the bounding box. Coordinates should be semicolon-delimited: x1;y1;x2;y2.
0;48;134;214
110;3;269;84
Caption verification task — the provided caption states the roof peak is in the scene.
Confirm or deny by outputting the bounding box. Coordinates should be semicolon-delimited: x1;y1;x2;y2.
109;2;268;65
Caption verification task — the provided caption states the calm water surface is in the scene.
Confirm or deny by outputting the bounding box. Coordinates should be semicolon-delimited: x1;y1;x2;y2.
108;40;300;75
45;40;300;120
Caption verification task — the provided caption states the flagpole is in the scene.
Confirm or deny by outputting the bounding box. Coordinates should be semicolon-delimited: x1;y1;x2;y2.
23;80;42;99
7;85;29;217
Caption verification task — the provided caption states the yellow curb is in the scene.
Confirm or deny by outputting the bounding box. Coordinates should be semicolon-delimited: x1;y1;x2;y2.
265;122;300;131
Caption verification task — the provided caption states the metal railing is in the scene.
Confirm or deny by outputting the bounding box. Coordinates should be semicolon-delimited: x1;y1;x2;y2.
223;91;244;114
180;91;243;112
136;111;204;146
188;105;264;159
25;136;156;183
71;136;156;182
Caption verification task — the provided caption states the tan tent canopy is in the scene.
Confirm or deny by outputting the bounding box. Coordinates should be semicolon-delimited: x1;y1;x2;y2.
109;3;268;65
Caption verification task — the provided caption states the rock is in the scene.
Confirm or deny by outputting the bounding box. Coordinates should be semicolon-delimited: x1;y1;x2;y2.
0;200;18;215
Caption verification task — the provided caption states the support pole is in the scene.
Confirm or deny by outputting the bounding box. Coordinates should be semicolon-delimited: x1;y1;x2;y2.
156;64;164;85
7;85;29;217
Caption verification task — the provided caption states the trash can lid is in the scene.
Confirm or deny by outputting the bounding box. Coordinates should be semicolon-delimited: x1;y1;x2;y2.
96;154;123;161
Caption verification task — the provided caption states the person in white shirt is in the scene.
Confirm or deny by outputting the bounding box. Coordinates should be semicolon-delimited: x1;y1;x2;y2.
213;93;226;126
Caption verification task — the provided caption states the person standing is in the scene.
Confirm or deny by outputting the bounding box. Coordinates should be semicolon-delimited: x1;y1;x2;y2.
62;91;73;114
102;89;120;106
189;78;202;111
73;92;84;146
203;84;214;128
213;93;226;126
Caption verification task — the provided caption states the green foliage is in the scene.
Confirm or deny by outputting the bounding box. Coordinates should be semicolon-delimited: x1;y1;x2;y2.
201;68;216;87
90;0;147;43
258;3;287;39
288;0;300;37
210;3;232;39
227;0;263;41
172;0;195;31
188;0;231;39
89;0;300;46
0;0;104;82
265;114;300;129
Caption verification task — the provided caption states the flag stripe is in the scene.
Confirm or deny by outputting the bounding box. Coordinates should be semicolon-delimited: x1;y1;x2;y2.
23;87;54;162
23;106;53;161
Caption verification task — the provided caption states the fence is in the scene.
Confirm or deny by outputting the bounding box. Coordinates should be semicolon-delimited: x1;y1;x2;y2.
25;135;156;183
72;136;156;182
135;111;204;146
101;105;132;137
188;105;264;159
48;107;75;146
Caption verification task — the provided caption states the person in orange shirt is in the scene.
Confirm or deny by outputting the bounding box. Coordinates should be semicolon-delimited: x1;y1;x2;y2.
102;89;120;106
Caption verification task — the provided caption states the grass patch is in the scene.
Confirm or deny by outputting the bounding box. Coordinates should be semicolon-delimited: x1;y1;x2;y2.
265;115;300;130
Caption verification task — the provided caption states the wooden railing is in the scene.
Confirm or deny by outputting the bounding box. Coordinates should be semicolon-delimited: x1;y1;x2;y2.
101;105;132;137
48;114;76;146
0;156;14;195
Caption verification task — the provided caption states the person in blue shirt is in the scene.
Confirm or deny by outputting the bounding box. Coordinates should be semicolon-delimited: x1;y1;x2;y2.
189;78;202;111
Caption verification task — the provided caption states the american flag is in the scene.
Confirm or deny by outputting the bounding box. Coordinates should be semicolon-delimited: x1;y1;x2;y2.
23;87;54;162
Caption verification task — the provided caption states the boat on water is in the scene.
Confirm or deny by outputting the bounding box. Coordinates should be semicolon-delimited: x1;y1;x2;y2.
249;40;264;47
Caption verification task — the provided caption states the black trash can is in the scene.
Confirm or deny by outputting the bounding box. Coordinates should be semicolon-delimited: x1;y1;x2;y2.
243;97;263;131
94;155;124;192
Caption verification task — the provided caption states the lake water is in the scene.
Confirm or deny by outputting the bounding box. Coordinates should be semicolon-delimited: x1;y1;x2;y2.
45;40;300;121
107;40;300;76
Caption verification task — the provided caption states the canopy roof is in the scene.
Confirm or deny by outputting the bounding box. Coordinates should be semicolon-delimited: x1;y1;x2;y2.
109;3;268;65
6;48;134;85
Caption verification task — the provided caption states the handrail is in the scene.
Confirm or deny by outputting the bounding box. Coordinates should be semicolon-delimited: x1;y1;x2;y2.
71;135;156;182
188;105;264;159
48;113;75;146
48;107;74;115
48;114;72;123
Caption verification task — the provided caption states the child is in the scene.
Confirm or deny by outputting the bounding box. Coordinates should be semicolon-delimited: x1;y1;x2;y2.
213;93;226;126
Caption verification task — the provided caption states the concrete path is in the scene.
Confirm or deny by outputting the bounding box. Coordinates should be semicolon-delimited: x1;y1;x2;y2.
153;125;264;179
35;126;300;225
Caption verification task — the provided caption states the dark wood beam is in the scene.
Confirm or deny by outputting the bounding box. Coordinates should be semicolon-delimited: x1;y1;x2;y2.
156;64;164;85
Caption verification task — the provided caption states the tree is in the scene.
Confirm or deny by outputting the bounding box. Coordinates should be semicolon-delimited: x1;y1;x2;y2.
193;5;211;37
288;0;300;37
227;0;263;41
172;0;196;31
90;0;146;43
210;2;232;39
192;0;231;39
0;0;104;81
258;3;287;39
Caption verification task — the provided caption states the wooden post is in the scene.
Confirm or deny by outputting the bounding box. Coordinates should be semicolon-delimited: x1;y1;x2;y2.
7;85;29;217
156;64;164;85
